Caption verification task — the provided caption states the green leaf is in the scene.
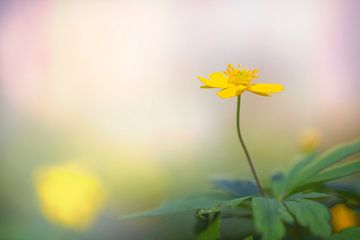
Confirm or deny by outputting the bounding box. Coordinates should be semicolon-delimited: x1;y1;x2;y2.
122;192;232;219
196;196;252;217
212;180;260;197
287;151;318;177
196;213;220;240
284;198;331;238
326;227;360;240
325;182;360;201
296;138;360;184
273;152;317;197
243;235;253;240
270;172;286;199
302;160;360;186
285;192;330;201
252;197;294;240
282;152;318;193
221;195;253;208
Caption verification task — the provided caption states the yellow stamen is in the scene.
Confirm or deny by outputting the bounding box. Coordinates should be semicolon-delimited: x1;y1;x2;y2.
224;64;259;85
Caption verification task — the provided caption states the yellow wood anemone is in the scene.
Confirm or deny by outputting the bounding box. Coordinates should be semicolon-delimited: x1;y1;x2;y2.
198;64;284;98
330;203;359;232
35;163;104;230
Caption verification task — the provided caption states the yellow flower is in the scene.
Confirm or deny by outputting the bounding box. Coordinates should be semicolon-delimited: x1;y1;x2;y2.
198;64;284;98
35;163;104;230
298;129;322;152
330;204;359;232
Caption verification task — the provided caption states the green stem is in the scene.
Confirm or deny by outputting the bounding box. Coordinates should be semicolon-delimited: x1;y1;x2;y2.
236;95;265;196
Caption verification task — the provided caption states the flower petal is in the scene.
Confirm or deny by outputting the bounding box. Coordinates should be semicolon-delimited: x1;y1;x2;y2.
247;83;284;96
217;85;247;98
197;72;232;88
209;72;228;82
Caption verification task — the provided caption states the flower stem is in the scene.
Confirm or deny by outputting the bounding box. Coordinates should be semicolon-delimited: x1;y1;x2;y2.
236;95;265;196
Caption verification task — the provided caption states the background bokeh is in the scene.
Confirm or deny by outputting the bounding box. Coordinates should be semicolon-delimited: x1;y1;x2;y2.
0;1;359;239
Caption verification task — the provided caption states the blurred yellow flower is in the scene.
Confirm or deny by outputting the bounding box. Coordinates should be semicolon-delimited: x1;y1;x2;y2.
298;129;322;152
35;163;104;230
197;64;284;98
330;204;359;232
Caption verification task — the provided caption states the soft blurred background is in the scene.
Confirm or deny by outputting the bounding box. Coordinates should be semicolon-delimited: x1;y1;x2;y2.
0;0;359;239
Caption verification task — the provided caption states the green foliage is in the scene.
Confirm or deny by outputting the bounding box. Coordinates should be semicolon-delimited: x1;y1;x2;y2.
212;180;260;197
122;192;233;219
301;161;360;186
270;172;286;198
123;138;360;239
326;227;360;240
251;194;332;240
284;192;329;200
273;138;360;197
123;192;253;219
325;182;360;202
243;235;253;240
219;196;253;209
301;138;360;178
277;152;318;197
284;198;331;238
194;196;252;217
290;139;360;193
196;213;220;240
252;197;294;240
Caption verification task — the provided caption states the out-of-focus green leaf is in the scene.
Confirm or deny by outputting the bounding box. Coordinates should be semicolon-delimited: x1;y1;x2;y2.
122;192;233;219
284;152;318;190
212;180;260;197
196;213;220;240
272;152;317;198
270;172;286;199
252;197;294;240
301;160;360;186
221;195;253;208
284;198;331;238
287;151;318;177
243;235;253;240
296;138;360;184
325;182;360;202
196;196;252;217
285;192;330;201
282;138;360;195
326;227;360;240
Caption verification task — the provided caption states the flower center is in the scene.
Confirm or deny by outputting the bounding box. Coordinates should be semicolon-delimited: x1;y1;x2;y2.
224;64;259;85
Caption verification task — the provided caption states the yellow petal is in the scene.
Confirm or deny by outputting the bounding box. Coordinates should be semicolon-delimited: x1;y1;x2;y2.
197;72;232;88
331;204;359;232
217;85;246;98
247;83;284;96
197;76;226;88
209;72;228;82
